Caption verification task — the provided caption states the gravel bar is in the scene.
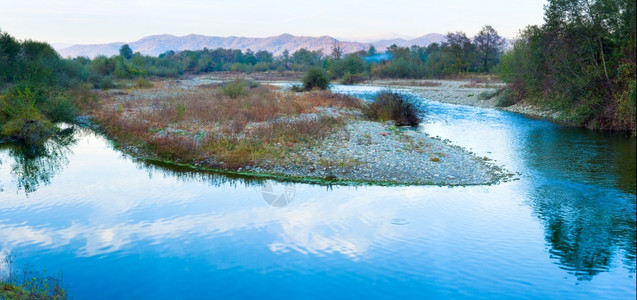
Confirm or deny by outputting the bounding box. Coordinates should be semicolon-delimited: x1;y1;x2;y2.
248;120;509;185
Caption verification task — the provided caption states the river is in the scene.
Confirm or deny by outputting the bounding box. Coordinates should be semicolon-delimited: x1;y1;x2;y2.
0;85;635;299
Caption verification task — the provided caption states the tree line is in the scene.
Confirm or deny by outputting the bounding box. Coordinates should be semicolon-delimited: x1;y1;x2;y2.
499;0;635;132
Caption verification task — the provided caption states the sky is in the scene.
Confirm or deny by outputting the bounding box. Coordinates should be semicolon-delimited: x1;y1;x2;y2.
0;0;547;46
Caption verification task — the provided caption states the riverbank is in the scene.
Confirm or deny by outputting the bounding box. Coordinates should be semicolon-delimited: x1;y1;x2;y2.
89;77;508;186
362;78;567;122
248;120;507;185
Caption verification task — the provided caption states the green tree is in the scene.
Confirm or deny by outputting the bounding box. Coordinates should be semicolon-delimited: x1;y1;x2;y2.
442;32;474;73
119;44;133;60
500;0;636;132
474;25;505;72
0;29;21;83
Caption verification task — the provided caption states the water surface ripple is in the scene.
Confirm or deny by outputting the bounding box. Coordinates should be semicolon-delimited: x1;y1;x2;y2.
0;85;634;299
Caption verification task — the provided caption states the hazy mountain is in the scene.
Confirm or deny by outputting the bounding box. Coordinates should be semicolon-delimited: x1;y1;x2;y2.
339;32;417;43
58;33;446;58
369;33;446;49
58;34;366;58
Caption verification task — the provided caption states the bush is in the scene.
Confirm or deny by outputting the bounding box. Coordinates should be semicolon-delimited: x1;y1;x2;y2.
365;91;422;126
495;89;517;107
342;72;354;85
222;79;247;98
0;87;55;143
41;97;79;123
134;77;153;89
302;67;330;91
99;76;116;89
341;72;366;85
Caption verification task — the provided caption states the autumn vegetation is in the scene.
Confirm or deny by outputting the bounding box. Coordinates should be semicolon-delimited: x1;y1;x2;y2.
93;81;365;169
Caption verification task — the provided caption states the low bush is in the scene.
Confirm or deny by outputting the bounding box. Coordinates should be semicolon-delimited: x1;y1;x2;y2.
495;89;517;107
41;97;79;123
341;72;366;85
134;77;153;89
365;91;422;126
222;79;247;98
302;67;330;91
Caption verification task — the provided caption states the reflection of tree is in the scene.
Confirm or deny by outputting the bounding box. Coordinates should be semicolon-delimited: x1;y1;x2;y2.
4;127;77;195
525;127;636;194
0;157;4;193
522;126;636;280
134;159;268;189
530;184;636;281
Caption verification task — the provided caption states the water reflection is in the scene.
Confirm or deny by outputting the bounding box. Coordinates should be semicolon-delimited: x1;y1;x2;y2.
0;127;77;195
524;126;636;193
523;126;636;280
529;183;636;280
133;159;268;188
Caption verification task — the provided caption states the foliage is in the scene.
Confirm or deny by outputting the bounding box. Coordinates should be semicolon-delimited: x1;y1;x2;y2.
494;89;517;107
365;91;422;126
302;67;330;90
499;0;636;132
474;25;505;72
222;79;247;98
119;44;133;60
134;77;153;89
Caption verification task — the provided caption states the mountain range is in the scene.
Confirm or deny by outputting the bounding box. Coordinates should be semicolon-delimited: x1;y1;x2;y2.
57;33;445;58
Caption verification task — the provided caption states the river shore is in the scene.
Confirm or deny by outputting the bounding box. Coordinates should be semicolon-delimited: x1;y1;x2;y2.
88;76;509;186
365;78;563;120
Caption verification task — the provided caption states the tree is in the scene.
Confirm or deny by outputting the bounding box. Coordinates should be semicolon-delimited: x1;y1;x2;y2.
255;50;273;63
0;29;22;83
442;32;474;72
474;25;505;72
281;49;290;69
331;41;343;60
119;44;133;60
499;0;636;132
368;45;377;56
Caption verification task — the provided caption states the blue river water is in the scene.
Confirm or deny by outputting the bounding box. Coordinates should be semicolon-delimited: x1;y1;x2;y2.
0;85;635;299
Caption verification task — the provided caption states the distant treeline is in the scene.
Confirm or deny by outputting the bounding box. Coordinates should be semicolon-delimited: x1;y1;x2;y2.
2;25;506;90
499;0;636;132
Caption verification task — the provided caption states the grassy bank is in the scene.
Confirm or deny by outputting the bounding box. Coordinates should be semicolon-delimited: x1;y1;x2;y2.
93;80;365;169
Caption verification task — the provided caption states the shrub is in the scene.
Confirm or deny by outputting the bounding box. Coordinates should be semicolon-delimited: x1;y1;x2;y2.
341;72;366;85
176;102;186;120
478;88;505;100
134;77;153;89
41;97;79;123
495;89;517;107
302;67;330;91
222;79;247;99
290;84;305;92
99;76;116;89
365;91;422;126
342;72;354;85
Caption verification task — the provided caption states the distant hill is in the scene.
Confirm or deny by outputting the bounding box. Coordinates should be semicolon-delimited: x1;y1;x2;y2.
369;33;446;49
58;33;445;58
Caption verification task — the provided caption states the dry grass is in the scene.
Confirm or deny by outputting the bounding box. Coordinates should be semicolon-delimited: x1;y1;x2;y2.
93;81;363;169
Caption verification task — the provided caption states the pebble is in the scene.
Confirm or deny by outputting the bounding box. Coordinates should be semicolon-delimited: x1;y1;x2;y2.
246;120;507;185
